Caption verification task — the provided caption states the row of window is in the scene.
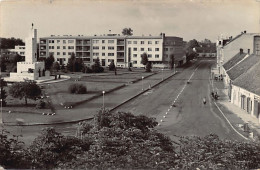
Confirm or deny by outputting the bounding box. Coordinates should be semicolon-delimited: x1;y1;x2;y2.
133;47;160;52
48;46;74;49
93;40;116;44
93;46;116;50
93;53;115;57
128;40;160;45
48;40;74;44
133;54;160;58
56;52;73;56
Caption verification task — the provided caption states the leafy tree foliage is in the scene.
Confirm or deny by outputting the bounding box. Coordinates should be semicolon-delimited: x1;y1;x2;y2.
0;56;7;72
0;78;7;106
185;39;200;62
28;128;90;169
169;54;175;70
68;83;87;94
0;129;28;169
141;52;149;66
0;38;25;49
108;60;115;71
53;62;60;72
146;61;152;72
45;53;55;70
67;53;84;72
9;80;41;105
177;134;260;169
122;28;133;36
91;57;104;73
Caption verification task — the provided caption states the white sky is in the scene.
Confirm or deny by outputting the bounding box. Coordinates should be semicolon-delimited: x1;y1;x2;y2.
0;0;259;42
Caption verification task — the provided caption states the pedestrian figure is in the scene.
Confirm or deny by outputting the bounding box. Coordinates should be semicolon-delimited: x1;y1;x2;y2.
114;67;117;75
214;92;218;100
203;97;206;105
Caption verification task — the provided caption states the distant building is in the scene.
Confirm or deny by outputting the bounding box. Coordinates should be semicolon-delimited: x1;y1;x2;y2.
196;42;216;58
8;45;26;57
39;33;186;68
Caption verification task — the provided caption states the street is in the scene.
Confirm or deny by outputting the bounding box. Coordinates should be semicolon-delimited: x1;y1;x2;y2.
114;59;245;141
1;59;245;146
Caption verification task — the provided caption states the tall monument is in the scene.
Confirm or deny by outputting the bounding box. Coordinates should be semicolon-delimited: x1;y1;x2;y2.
6;25;50;82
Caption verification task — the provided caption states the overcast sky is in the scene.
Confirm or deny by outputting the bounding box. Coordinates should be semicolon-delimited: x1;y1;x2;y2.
0;0;259;42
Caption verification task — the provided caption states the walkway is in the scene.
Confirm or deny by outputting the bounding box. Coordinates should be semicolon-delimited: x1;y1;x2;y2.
212;78;260;139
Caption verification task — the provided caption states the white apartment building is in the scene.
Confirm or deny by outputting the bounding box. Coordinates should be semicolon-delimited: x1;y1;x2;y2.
126;36;163;68
8;45;26;56
39;33;185;68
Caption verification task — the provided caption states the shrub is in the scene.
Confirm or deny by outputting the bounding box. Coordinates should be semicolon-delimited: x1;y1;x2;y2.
36;100;46;109
69;84;87;94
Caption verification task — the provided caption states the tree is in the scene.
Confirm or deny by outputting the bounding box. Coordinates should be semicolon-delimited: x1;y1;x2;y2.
146;61;152;72
141;52;148;66
0;56;7;72
122;28;133;36
0;129;28;169
45;53;55;70
185;39;200;62
12;54;23;63
91;57;104;73
67;53;76;72
62;110;178;169
0;78;7;106
177;134;260;169
0;38;25;49
28;128;90;169
75;58;84;72
53;62;60;72
108;60;115;71
9;80;41;105
169;54;175;70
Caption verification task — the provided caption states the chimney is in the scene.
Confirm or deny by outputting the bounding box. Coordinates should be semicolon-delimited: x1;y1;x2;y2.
248;49;250;55
240;48;243;54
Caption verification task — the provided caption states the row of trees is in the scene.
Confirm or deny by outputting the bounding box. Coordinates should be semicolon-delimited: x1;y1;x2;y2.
1;110;260;169
0;37;25;49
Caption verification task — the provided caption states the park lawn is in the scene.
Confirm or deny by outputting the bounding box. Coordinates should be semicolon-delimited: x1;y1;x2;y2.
44;71;153;109
44;79;123;108
4;88;51;114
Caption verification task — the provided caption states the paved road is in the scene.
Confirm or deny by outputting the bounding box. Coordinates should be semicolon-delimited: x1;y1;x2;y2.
113;60;245;141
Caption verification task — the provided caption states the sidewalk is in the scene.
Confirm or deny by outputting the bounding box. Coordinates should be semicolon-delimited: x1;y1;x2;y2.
3;69;177;126
212;79;260;140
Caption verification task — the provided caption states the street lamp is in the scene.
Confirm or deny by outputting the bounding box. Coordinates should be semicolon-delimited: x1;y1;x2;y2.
142;76;144;91
162;68;164;80
0;99;2;124
102;91;105;109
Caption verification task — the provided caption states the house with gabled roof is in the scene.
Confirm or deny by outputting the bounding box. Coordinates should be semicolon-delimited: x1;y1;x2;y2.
219;33;260;122
231;58;260;121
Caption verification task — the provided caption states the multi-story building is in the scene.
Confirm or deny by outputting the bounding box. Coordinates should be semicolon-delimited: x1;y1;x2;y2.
39;33;185;68
9;45;26;57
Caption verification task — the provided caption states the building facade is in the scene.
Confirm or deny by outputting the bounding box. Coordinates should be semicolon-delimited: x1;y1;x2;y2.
39;33;185;68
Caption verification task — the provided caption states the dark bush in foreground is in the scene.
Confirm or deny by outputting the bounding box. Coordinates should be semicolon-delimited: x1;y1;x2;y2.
68;83;87;94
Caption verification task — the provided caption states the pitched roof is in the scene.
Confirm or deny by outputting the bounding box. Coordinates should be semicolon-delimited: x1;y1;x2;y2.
223;52;247;71
233;59;260;96
226;54;260;81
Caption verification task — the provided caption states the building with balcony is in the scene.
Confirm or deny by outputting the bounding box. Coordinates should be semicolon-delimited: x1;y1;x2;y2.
39;33;185;68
